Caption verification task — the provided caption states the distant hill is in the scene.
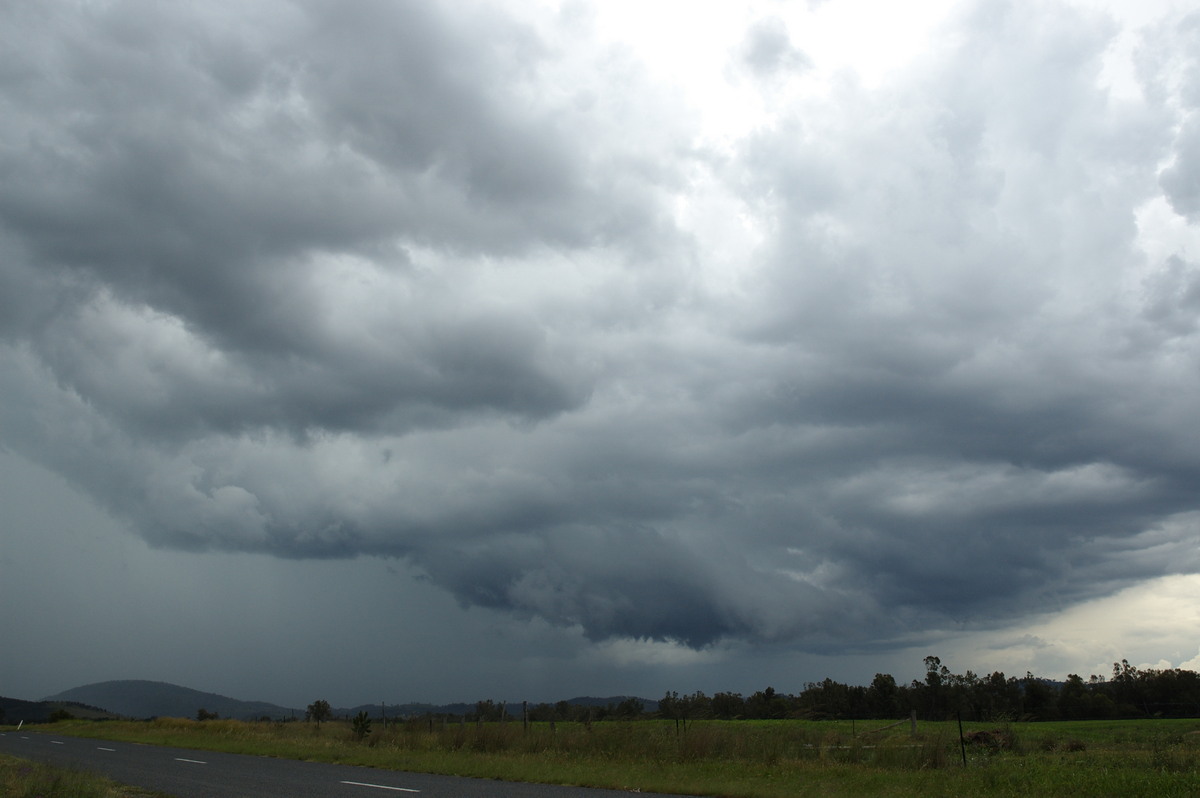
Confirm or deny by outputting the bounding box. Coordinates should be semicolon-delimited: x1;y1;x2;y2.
42;680;300;721
0;695;121;724
33;680;657;722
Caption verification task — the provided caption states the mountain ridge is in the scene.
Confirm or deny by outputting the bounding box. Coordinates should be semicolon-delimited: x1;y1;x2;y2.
42;680;300;721
30;680;657;721
0;695;122;724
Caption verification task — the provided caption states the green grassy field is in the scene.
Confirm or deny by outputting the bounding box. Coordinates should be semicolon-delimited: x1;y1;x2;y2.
12;716;1200;797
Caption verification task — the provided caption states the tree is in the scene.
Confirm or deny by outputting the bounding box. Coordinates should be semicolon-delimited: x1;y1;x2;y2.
654;690;712;726
306;699;332;729
473;699;503;722
196;708;219;721
866;673;900;718
920;655;952;719
1021;672;1059;720
1059;674;1091;719
352;710;372;740
745;687;788;719
975;671;1020;720
658;691;680;719
614;697;644;719
711;692;745;719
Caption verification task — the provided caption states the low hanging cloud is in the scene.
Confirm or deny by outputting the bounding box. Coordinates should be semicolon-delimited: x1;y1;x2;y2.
2;0;1199;652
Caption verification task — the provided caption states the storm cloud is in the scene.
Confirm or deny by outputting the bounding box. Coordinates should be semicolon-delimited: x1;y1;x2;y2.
3;0;1199;660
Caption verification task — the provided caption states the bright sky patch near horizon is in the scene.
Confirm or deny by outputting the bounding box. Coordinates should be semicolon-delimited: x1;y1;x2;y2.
2;0;1199;708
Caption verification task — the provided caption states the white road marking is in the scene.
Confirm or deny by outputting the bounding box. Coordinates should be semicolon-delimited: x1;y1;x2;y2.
51;741;64;745
174;757;207;764
340;780;420;792
98;747;116;752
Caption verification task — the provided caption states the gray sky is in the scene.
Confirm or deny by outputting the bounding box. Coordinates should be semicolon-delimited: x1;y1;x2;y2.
3;0;1200;709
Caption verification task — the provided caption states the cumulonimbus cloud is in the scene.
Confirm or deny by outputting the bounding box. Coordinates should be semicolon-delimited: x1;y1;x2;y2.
1;0;1198;651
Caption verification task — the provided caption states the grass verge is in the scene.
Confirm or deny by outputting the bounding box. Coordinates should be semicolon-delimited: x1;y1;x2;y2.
16;717;1200;798
0;752;168;798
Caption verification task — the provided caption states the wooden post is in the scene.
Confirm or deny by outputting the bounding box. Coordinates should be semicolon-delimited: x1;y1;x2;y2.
957;711;967;767
523;701;528;733
910;710;917;737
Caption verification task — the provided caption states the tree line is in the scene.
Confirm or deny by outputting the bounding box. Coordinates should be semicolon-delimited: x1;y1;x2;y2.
468;657;1200;724
468;697;646;723
655;657;1200;722
287;657;1200;728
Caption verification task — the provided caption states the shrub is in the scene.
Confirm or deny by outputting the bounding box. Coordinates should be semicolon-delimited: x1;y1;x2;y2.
352;711;372;741
964;728;1017;752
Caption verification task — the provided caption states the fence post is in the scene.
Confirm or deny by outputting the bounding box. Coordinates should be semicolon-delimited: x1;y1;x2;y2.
957;711;967;767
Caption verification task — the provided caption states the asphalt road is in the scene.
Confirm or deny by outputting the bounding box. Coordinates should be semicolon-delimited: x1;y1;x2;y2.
0;730;677;798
